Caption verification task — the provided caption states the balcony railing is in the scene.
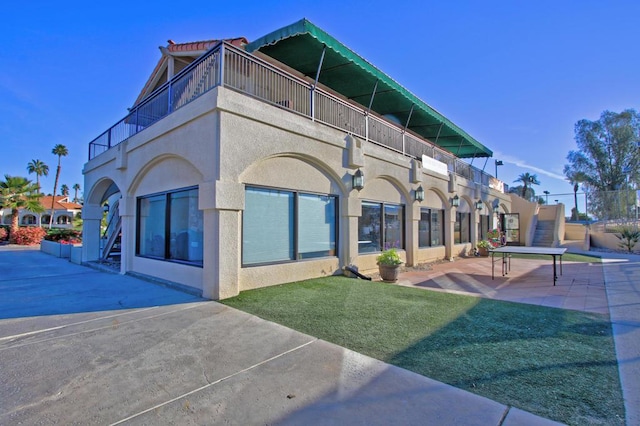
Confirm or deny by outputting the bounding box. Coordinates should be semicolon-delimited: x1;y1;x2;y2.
88;41;499;190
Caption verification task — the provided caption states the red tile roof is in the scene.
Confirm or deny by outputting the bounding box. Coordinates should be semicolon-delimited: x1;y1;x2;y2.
38;196;82;211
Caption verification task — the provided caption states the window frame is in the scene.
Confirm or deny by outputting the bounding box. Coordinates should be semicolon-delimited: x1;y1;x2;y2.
455;211;471;244
358;201;405;254
242;185;339;267
418;207;445;248
136;186;203;267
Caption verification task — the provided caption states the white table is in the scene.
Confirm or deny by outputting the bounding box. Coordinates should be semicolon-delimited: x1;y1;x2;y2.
490;246;567;286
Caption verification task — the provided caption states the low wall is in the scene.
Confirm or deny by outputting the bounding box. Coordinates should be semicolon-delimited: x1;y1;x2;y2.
40;240;72;258
565;223;587;240
590;231;622;251
70;246;83;264
40;240;82;260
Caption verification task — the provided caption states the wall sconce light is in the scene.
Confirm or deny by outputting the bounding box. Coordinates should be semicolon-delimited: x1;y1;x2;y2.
475;200;483;210
415;185;425;202
451;194;460;208
103;203;109;213
352;169;364;191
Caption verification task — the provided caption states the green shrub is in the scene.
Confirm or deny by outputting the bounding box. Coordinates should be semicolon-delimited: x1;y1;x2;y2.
0;226;7;241
477;240;495;249
12;227;46;245
615;227;640;252
376;248;403;265
44;229;82;243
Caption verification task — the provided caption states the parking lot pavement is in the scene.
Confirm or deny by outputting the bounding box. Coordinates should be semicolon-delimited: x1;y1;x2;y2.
0;247;562;425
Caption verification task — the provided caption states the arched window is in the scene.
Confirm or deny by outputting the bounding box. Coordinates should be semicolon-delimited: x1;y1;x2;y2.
22;215;36;225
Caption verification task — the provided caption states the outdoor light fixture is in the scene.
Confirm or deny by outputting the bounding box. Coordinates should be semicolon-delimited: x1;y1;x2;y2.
475;200;483;210
352;169;364;191
451;195;460;208
415;185;425;202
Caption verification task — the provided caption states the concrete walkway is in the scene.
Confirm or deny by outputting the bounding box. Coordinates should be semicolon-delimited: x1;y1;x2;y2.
0;246;563;425
589;251;640;426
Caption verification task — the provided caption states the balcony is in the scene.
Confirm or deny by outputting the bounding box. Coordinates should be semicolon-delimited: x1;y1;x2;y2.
88;41;504;192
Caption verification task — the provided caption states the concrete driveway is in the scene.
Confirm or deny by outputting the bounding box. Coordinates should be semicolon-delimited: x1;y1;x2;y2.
0;246;563;425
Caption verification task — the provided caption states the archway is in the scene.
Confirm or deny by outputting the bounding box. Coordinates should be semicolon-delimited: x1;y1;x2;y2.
83;178;123;265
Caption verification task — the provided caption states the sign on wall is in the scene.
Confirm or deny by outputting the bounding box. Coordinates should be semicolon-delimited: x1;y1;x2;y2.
422;155;448;176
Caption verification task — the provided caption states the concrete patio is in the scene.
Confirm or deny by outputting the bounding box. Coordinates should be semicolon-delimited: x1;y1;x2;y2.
398;254;608;314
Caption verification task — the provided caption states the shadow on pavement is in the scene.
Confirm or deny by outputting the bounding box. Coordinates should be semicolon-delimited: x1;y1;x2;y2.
0;248;203;320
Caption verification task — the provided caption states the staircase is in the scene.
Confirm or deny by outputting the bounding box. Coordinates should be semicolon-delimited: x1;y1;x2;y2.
101;205;122;261
532;220;556;247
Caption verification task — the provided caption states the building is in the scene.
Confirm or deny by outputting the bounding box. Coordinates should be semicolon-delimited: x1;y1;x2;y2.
0;195;82;229
82;19;513;300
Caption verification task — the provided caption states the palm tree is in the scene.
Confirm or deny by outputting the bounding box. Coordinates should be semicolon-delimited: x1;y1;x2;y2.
72;183;81;203
60;184;69;197
0;175;44;242
514;173;540;201
49;144;69;229
566;172;586;220
26;159;49;195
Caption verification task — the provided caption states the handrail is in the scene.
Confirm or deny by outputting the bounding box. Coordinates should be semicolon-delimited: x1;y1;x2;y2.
88;42;500;190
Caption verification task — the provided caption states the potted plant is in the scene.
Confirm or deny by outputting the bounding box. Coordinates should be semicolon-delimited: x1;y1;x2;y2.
377;248;403;282
476;239;494;257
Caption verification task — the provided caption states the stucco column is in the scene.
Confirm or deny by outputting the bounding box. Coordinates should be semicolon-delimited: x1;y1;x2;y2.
406;203;420;266
118;197;135;275
81;204;103;263
471;209;480;246
200;180;243;300
216;209;241;299
445;207;455;260
344;195;362;267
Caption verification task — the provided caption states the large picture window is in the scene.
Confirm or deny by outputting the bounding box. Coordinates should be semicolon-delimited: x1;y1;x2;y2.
358;201;404;253
137;187;203;266
242;186;337;266
419;208;444;247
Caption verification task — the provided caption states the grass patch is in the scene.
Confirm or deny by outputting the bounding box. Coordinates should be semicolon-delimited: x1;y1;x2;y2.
222;276;623;425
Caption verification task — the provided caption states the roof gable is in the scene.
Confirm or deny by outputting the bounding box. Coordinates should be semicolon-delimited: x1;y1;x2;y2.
134;37;247;106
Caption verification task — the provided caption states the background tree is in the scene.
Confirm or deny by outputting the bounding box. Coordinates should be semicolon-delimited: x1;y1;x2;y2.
26;159;49;195
60;184;69;197
49;144;69;229
508;185;537;202
72;183;81;203
564;109;640;220
512;173;540;201
0;175;44;242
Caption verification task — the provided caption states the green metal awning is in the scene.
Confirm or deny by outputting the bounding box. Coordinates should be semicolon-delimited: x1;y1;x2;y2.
245;18;492;158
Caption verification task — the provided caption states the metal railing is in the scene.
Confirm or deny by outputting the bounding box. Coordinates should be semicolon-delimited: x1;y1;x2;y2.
88;41;500;190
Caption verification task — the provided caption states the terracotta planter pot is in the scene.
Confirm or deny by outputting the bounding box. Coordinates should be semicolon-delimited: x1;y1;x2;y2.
478;247;489;257
379;264;401;282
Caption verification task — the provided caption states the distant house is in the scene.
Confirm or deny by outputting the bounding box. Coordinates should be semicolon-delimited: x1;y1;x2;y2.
83;18;514;300
0;196;82;229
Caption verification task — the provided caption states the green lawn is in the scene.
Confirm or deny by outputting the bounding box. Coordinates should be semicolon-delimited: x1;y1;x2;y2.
222;276;624;425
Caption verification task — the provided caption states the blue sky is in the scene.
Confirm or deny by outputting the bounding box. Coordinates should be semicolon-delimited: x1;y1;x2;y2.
1;1;638;203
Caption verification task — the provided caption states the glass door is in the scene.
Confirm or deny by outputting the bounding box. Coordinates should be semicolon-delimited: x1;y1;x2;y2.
501;213;520;245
